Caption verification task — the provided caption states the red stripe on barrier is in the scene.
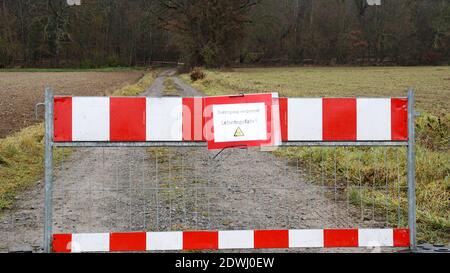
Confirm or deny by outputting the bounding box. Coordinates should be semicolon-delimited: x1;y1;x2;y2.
110;98;146;141
254;230;289;249
54;97;72;142
110;232;146;252
194;98;205;141
182;98;204;141
324;229;358;247
391;98;408;141
182;98;194;141
279;98;288;141
52;234;72;253
393;229;410;247
183;231;218;250
323;98;357;141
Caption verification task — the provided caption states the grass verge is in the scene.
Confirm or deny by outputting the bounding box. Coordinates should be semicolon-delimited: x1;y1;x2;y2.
163;77;182;96
112;70;159;96
181;67;450;244
0;70;158;211
0;124;69;209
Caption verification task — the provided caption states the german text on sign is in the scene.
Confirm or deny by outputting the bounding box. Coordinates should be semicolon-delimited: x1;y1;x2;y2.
212;102;268;143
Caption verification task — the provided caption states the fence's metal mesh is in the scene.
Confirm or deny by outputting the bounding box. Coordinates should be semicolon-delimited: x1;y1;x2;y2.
0;145;408;252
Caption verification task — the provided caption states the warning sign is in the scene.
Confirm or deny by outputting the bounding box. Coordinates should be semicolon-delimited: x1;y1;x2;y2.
204;93;274;150
234;127;244;137
212;103;267;143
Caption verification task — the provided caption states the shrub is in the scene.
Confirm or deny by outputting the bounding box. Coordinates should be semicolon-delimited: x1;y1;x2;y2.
422;50;442;65
190;67;206;81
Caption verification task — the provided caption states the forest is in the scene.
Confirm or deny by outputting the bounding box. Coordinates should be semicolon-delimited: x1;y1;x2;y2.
0;0;449;68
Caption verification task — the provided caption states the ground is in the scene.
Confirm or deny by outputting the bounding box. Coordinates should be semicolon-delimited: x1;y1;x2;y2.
0;70;404;253
0;70;144;138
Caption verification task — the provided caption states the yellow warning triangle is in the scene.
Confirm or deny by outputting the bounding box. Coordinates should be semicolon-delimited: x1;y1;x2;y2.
234;127;244;137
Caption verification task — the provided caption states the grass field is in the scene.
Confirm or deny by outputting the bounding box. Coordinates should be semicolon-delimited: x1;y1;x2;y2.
181;66;450;244
0;71;157;211
182;66;450;116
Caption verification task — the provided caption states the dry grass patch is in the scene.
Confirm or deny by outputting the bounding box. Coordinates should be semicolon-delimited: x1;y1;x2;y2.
163;77;182;96
113;70;159;96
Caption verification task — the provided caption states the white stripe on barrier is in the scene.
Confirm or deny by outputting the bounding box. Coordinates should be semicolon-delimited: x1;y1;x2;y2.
288;98;323;141
270;93;282;147
218;230;254;249
357;98;391;141
72;97;110;141
289;229;324;248
72;233;109;253
146;231;183;251
146;98;183;141
358;229;393;247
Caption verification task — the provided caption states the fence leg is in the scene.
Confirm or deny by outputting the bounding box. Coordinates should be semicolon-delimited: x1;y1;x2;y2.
43;88;54;253
407;88;417;252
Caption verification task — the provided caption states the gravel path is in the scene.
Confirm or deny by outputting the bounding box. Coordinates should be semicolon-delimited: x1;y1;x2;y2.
0;70;398;253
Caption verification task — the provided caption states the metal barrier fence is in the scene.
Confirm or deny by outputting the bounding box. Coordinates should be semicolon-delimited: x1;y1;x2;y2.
34;89;416;253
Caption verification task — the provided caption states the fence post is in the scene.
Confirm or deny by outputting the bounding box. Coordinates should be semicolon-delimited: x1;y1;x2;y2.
407;88;417;252
43;88;54;253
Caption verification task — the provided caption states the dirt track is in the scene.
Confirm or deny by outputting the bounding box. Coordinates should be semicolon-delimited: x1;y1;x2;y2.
0;71;400;253
0;71;143;138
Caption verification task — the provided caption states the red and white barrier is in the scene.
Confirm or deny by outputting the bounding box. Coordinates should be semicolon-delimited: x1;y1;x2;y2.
54;97;184;142
54;96;407;143
52;228;409;252
51;95;410;253
279;98;408;141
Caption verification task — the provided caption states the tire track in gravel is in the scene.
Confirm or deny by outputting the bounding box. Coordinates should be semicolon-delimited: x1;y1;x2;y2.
0;70;397;253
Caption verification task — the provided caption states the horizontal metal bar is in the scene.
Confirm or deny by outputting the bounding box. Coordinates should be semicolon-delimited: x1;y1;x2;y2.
282;141;408;147
54;95;409;99
52;141;207;147
52;141;408;148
